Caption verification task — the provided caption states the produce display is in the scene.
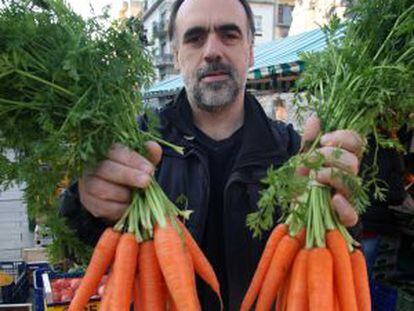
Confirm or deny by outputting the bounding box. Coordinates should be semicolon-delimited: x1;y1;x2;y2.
243;0;413;310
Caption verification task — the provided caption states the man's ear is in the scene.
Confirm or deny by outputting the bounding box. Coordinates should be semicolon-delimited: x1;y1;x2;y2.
249;44;254;68
172;45;180;71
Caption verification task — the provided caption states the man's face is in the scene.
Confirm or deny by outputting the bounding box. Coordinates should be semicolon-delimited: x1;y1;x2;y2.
173;0;254;112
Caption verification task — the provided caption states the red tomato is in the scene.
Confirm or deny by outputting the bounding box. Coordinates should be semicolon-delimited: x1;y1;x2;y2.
69;278;82;291
61;288;73;302
52;292;62;303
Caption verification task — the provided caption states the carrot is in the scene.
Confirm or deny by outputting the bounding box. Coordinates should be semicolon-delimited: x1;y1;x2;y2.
177;220;223;307
133;270;142;311
110;233;139;311
350;249;371;311
276;266;292;311
241;224;288;311
294;228;307;247
68;228;121;311
138;240;168;311
256;233;301;311
307;247;334;311
326;229;357;311
99;269;115;311
286;249;309;311
154;220;200;311
334;292;340;311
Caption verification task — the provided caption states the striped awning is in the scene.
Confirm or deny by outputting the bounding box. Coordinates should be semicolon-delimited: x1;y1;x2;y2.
143;28;342;98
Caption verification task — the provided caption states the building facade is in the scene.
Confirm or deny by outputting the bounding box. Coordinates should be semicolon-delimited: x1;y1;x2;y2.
289;0;349;36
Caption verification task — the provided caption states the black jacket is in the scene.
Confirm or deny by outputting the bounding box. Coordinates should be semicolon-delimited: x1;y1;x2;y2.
60;89;301;310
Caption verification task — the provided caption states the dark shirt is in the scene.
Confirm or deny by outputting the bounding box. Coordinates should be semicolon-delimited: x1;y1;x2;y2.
193;125;244;310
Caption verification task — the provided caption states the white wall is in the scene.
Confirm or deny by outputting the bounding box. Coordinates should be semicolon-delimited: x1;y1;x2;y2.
0;185;34;261
289;0;348;36
250;2;275;46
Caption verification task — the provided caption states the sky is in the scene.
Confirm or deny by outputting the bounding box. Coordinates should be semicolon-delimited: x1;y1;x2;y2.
65;0;121;19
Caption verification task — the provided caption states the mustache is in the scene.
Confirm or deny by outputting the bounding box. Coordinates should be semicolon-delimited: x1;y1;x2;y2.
196;62;234;81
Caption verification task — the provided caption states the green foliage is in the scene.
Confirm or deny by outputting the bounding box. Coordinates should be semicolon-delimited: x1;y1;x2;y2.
249;0;414;237
0;0;154;263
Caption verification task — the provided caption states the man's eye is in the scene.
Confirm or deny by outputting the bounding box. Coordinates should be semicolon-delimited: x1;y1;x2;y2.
185;34;205;45
222;32;240;41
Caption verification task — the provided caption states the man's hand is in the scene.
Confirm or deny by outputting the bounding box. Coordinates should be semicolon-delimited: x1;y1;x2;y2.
299;116;364;227
79;141;162;222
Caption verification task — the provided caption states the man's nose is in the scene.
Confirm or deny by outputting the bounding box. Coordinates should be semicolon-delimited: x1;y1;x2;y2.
203;34;224;63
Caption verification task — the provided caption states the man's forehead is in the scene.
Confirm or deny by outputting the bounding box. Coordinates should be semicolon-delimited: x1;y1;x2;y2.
175;0;248;36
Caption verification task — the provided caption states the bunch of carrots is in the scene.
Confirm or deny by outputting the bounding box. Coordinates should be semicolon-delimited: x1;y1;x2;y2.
243;1;413;310
241;190;370;311
68;183;222;311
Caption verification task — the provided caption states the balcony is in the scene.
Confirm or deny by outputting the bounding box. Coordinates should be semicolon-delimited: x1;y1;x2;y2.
154;53;174;67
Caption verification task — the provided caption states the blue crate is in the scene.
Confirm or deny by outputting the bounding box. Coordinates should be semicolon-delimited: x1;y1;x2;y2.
0;260;29;304
33;269;85;311
372;282;398;311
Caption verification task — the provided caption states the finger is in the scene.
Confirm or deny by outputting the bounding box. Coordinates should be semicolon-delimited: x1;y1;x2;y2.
320;130;365;156
95;159;152;188
301;115;321;151
108;143;154;174
80;190;128;222
315;167;350;198
145;141;163;166
295;165;310;177
317;146;359;175
331;193;358;227
81;176;131;203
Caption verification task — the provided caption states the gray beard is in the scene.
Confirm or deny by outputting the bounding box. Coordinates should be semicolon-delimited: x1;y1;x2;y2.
187;77;241;113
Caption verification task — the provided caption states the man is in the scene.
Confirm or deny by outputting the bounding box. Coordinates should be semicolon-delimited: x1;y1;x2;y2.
61;0;362;309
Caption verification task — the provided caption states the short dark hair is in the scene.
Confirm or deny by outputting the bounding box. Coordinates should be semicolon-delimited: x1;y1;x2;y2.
168;0;255;43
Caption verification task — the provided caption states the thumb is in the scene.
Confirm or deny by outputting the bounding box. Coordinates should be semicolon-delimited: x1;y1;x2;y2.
145;141;163;166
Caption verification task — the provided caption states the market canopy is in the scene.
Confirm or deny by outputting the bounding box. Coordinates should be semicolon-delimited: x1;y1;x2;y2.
143;28;339;98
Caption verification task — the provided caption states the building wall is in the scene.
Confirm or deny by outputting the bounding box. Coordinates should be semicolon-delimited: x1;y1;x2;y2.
274;0;295;38
289;0;348;36
249;1;275;45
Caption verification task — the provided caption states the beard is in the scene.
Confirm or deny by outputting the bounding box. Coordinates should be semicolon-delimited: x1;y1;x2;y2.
184;61;244;113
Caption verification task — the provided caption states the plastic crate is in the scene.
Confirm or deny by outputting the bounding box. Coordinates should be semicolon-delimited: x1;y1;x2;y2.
0;261;29;304
371;282;398;311
33;269;100;311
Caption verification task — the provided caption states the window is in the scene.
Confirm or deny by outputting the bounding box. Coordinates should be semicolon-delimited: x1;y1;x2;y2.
278;5;294;26
254;15;263;35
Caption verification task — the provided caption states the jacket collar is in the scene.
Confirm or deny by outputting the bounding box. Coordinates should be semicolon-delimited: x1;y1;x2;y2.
159;88;290;169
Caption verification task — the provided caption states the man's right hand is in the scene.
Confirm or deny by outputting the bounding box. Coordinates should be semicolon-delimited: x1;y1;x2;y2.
78;141;162;222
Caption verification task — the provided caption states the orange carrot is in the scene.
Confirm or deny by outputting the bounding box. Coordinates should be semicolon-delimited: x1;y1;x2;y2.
154;220;200;311
256;233;301;311
334;292;340;311
110;233;139;311
133;270;142;311
68;228;121;311
294;228;307;247
99;269;115;311
326;229;357;311
307;247;334;311
276;266;292;311
138;240;168;311
350;249;371;311
286;249;309;311
241;224;288;311
177;220;223;307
